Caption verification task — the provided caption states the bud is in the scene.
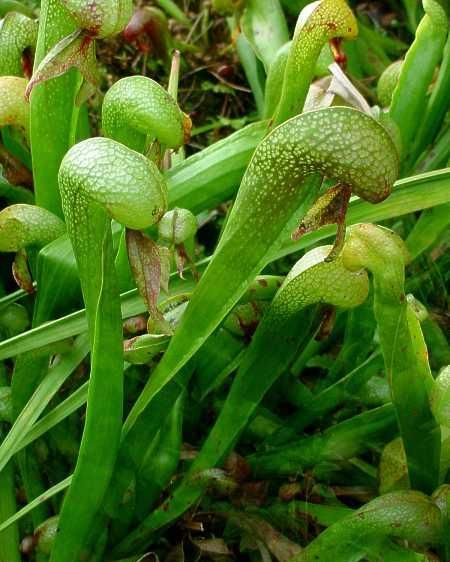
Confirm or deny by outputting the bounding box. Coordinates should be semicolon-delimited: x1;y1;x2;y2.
158;208;197;245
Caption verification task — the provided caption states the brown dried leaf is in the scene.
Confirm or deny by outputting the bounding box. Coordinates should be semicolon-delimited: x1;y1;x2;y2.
164;543;184;562
191;538;231;557
230;513;301;562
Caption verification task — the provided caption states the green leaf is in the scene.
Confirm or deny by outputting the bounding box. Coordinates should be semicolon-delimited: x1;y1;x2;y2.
0;334;89;473
0;168;448;361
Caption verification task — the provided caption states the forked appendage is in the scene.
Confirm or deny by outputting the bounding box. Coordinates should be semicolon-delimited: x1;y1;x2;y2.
316;304;337;340
329;37;347;68
25;0;132;99
291;183;351;261
25;30;98;100
12;248;34;293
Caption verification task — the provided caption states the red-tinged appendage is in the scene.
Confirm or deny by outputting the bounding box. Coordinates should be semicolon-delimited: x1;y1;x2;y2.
330;37;347;68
